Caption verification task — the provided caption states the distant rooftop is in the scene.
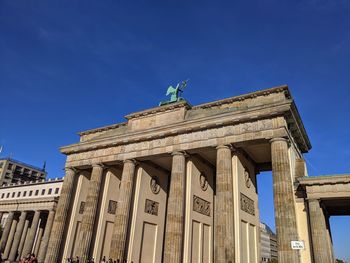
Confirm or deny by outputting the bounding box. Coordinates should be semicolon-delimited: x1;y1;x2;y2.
0;157;46;172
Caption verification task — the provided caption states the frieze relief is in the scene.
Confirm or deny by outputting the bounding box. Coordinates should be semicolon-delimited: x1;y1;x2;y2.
79;201;85;214
66;118;278;164
150;176;161;194
240;193;255;216
193;195;210;216
108;200;117;214
145;199;159;216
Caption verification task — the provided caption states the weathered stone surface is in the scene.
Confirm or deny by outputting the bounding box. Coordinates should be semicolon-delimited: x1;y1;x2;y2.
0;211;14;252
8;211;27;261
76;164;104;263
163;151;186;263
38;210;55;263
308;199;333;263
22;210;40;258
214;145;235;263
109;159;136;261
271;138;300;263
45;168;76;263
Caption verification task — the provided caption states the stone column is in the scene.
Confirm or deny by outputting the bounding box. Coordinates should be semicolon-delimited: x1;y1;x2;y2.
3;215;18;259
22;211;40;257
163;151;186;263
76;164;104;263
110;159;136;262
325;215;335;263
308;199;333;263
34;222;44;256
0;211;14;252
8;211;27;261
270;138;300;263
45;167;76;263
18;218;30;260
37;210;55;263
214;145;235;263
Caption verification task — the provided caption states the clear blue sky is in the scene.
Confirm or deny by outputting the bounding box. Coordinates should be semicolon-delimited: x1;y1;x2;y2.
1;0;349;261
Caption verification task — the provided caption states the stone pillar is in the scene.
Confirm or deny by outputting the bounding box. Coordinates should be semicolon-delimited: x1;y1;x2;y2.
308;199;333;263
214;145;235;263
3;215;18;259
18;218;30;260
270;138;300;263
110;159;136;262
8;211;27;261
34;222;44;256
163;151;186;263
76;164;104;263
0;211;14;252
45;167;76;263
22;211;40;257
325;215;335;263
37;210;55;263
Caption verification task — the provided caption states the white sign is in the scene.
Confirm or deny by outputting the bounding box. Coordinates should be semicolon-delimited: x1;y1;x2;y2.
291;241;305;250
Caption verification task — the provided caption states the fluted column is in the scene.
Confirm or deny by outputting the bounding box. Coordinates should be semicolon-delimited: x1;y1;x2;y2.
18;218;30;260
163;151;186;263
45;167;76;263
8;211;27;261
110;159;136;262
270;138;300;263
22;211;40;257
308;199;333;263
3;216;18;259
0;211;14;252
37;210;55;263
214;145;235;263
34;222;44;256
76;164;104;263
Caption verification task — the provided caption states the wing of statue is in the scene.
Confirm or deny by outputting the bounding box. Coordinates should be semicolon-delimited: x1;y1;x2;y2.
166;86;175;96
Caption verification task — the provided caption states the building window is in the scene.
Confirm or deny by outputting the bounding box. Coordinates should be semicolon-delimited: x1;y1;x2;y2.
6;193;10;198
1;193;4;198
17;192;21;197
7;163;13;169
23;191;27;197
48;188;52;195
12;192;15;198
35;190;39;196
55;188;59;194
41;189;45;195
29;191;33;196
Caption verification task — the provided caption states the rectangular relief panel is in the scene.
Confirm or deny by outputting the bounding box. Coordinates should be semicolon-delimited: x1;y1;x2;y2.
140;222;157;263
191;220;201;263
249;224;257;263
240;220;248;263
71;221;81;257
101;221;114;260
202;224;211;263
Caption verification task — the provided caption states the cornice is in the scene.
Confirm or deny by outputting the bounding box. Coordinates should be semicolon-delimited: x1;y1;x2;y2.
60;101;292;155
78;122;127;136
193;84;290;109
125;100;191;120
298;174;350;186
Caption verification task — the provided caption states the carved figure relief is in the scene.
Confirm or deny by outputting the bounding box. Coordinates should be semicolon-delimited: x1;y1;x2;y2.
108;200;117;214
79;201;85;214
240;193;255;216
199;173;208;191
193;195;210;216
150;176;161;194
244;169;251;188
145;199;159;216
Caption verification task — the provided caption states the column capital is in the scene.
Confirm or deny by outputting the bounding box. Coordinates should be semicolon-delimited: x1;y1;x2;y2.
92;162;105;169
270;137;289;144
171;151;187;157
123;159;137;165
64;166;77;173
216;144;237;153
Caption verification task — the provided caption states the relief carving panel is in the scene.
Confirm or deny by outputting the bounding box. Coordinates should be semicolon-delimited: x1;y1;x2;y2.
240;193;255;216
193;195;210;216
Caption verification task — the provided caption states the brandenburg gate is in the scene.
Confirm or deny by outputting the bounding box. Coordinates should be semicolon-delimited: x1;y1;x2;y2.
44;85;345;263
